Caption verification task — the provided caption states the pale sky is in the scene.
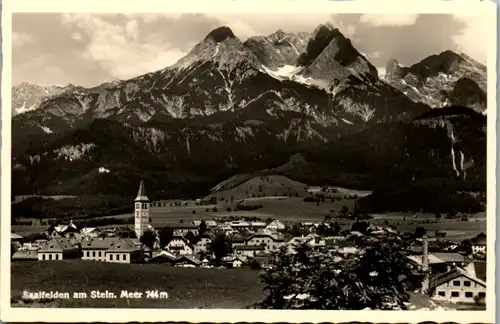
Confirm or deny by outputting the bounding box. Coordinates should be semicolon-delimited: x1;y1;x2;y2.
12;13;489;87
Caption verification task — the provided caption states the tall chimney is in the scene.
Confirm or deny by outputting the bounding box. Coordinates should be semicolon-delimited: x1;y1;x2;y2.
421;235;429;293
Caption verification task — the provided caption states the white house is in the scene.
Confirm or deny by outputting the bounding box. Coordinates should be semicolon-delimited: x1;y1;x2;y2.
166;236;193;255
80;227;102;239
245;232;284;253
105;239;142;263
472;237;487;256
81;238;141;263
266;220;285;232
194;235;212;254
429;266;487;304
286;234;326;254
38;238;79;261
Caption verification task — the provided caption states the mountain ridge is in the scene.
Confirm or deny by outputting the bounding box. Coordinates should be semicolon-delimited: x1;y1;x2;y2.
11;24;487;199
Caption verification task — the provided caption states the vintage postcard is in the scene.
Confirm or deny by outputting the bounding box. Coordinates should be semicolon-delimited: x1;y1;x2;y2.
1;0;497;322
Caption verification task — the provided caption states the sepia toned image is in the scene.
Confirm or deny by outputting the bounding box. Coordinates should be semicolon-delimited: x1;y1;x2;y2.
2;0;496;322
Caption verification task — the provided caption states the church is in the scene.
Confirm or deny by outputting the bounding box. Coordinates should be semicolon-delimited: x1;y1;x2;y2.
134;179;150;238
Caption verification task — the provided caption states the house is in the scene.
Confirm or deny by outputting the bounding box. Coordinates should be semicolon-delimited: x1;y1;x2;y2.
11;233;23;242
250;222;267;230
12;249;38;261
80;227;101;239
229;221;251;231
266;220;285;232
194;235;212;254
286;234;326;254
192;220;218;228
234;245;265;257
167;223;199;236
245;232;284;253
176;255;201;267
81;238;115;261
50;221;80;238
105;239;142;263
232;256;246;268
408;252;468;275
472;237;486;256
166;236;193;255
231;235;246;249
148;250;177;265
38;238;79;261
201;258;210;267
432;252;467;269
429;266;487;304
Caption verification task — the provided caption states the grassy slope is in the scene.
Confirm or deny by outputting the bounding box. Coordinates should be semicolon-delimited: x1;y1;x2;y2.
11;261;265;308
207;175;309;200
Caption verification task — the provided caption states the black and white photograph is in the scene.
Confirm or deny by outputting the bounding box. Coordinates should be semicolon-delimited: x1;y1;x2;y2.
2;0;496;321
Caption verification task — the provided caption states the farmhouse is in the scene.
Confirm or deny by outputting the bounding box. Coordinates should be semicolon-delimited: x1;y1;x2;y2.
148;250;177;265
166;236;194;255
286;234;326;253
266;220;285;231
50;221;80;238
194;235;212;254
176;255;202;267
38;238;79;261
80;227;102;239
245;232;284;252
472;237;486;256
429;266;486;304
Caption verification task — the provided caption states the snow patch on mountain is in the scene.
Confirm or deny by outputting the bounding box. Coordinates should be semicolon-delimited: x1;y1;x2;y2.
40;126;53;134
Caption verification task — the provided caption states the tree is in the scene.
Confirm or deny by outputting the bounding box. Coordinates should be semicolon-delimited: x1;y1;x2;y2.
199;220;208;236
185;231;198;245
212;207;218;212
434;212;441;219
340;205;349;216
331;222;341;235
140;229;157;250
192;210;196;214
414;227;426;238
351;221;370;234
158;226;174;248
208;232;232;266
459;239;473;255
256;235;424;310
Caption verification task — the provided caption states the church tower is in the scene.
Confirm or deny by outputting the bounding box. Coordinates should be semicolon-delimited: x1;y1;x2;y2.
134;179;150;238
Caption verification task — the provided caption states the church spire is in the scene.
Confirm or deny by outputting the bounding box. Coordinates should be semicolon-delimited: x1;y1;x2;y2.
135;179;149;202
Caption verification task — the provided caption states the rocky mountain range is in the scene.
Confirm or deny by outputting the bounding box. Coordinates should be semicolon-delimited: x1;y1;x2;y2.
11;23;488;199
382;51;487;113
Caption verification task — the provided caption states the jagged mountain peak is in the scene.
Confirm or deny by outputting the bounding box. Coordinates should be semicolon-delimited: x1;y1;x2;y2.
312;22;336;35
205;26;237;43
382;49;487;113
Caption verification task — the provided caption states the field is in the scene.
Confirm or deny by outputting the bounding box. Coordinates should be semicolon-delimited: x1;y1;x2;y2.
149;196;357;226
11;261;265;308
11;261;481;310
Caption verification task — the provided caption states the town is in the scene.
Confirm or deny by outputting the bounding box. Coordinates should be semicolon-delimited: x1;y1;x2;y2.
11;180;487;310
